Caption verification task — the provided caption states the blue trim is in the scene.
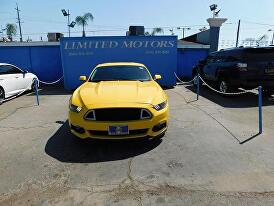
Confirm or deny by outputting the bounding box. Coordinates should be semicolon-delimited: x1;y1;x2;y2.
258;86;263;134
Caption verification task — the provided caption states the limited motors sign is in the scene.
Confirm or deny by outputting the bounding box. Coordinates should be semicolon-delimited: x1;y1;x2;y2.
60;36;177;90
64;40;175;50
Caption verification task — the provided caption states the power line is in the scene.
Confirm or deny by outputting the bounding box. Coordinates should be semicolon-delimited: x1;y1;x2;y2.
11;28;128;36
0;11;14;15
242;20;274;27
22;17;66;25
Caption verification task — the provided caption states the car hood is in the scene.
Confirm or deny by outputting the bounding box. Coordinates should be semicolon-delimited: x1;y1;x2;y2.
77;81;165;108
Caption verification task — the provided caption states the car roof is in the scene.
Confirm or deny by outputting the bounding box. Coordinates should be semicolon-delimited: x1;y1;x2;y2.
96;62;146;68
0;63;13;66
211;46;274;55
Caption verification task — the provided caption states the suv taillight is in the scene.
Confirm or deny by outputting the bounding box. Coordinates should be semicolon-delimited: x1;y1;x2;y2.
236;63;248;71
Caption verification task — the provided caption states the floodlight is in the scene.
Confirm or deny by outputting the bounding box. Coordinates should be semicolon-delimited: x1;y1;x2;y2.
210;4;217;11
69;21;76;28
61;9;68;16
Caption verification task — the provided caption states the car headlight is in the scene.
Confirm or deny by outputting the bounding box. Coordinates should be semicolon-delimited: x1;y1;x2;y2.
153;100;167;111
69;103;82;113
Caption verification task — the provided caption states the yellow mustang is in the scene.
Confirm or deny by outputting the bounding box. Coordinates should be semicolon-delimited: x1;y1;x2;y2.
68;62;168;140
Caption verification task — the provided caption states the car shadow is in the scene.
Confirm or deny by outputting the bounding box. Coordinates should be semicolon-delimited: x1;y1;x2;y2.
184;85;274;108
27;85;72;96
45;121;162;163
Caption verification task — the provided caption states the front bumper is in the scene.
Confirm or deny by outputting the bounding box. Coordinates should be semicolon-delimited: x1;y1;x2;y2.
68;106;168;139
230;79;274;90
227;72;274;90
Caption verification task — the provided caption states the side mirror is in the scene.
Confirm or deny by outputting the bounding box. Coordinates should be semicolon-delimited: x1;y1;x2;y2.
154;74;162;80
22;70;28;73
79;76;87;82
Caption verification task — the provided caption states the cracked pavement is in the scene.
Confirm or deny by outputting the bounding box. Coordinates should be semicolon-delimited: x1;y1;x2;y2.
0;86;274;205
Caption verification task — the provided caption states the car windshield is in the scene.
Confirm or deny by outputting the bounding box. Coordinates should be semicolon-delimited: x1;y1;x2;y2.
89;66;152;82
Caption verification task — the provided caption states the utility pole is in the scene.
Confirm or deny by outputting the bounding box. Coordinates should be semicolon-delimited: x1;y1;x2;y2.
236;19;241;47
61;9;71;37
68;9;70;37
15;3;23;42
177;27;191;39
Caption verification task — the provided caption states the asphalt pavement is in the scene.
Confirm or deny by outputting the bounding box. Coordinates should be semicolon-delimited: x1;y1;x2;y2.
0;85;274;206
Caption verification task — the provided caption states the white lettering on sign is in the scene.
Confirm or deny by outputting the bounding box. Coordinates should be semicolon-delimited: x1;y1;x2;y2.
64;40;175;50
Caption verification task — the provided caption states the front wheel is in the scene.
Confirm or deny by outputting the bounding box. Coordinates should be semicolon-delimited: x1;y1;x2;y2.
218;80;236;94
31;79;38;91
0;87;5;104
219;80;229;93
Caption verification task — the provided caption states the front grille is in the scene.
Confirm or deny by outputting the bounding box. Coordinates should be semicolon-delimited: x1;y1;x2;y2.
91;108;145;121
89;129;149;137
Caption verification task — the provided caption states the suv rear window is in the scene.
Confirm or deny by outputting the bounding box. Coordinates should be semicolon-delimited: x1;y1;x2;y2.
243;48;274;62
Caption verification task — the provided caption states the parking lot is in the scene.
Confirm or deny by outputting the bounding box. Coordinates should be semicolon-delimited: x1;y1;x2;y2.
0;85;274;205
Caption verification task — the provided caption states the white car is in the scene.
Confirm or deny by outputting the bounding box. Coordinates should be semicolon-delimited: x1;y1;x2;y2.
0;63;38;103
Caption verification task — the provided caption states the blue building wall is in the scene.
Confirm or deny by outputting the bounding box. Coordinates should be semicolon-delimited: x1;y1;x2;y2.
0;39;209;88
60;36;177;90
177;48;209;78
0;44;62;82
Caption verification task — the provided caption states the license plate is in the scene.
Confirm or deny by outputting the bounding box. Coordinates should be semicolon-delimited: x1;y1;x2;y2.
108;125;129;135
265;68;274;74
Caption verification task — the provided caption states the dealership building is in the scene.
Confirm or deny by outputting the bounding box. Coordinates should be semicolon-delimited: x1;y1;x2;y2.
0;18;226;89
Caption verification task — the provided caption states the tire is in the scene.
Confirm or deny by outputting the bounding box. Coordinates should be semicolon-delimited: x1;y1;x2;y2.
218;79;236;94
219;80;229;93
0;87;5;104
31;79;38;91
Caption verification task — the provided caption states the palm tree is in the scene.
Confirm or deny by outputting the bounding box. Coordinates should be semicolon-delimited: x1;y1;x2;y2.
75;12;94;37
145;27;164;36
151;27;164;36
6;23;17;41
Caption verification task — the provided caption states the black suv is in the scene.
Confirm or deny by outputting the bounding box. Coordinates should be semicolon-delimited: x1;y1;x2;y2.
193;47;274;94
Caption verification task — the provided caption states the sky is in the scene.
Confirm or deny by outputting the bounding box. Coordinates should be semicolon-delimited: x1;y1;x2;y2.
1;0;274;48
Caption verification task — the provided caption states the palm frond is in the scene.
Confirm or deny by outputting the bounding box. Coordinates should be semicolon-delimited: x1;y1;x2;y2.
75;12;94;37
75;16;85;25
75;13;94;26
151;27;164;36
83;12;94;21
